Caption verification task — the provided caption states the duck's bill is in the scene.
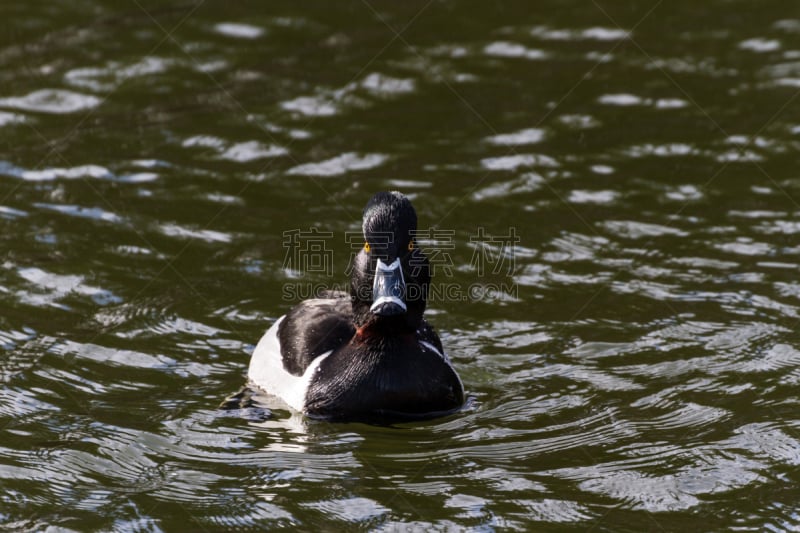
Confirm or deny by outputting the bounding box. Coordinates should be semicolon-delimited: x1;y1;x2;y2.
370;258;407;316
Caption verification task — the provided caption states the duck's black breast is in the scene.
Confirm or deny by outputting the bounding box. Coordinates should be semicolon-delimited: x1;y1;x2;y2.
277;293;355;376
304;323;464;421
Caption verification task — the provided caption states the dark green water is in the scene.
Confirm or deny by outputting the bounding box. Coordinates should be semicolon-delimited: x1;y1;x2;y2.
3;1;800;530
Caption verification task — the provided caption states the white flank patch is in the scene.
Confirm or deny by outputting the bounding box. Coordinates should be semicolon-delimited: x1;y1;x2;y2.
248;316;332;412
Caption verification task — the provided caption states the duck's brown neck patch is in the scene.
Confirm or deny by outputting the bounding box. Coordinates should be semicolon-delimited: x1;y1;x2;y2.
355;319;415;344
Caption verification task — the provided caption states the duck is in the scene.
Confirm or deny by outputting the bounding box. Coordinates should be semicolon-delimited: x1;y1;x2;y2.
248;191;464;421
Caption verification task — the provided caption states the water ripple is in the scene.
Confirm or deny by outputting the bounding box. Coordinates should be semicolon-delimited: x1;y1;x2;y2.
551;444;767;512
484;41;548;60
49;340;174;370
64;57;175;92
513;498;593;523
0;111;26;126
480;154;559;171
471;172;544;201
280;72;415;118
213;22;266;40
484;127;547;146
0;89;101;114
287;152;388;177
10;265;121;308
34;203;123;224
158;223;233;243
601;220;688;239
304;497;389;522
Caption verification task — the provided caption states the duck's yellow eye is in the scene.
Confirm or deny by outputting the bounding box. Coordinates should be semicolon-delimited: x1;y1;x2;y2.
408;241;414;251
364;242;371;252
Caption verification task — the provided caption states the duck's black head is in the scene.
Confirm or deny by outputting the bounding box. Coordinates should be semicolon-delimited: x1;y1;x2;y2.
350;191;431;332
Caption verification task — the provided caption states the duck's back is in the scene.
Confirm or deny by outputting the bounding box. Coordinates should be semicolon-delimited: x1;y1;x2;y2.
277;294;355;375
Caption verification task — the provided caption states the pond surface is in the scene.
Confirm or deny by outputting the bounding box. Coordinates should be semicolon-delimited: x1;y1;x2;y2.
3;0;800;530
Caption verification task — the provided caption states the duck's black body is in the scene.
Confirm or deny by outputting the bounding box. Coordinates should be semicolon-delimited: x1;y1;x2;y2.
277;293;462;420
248;191;465;421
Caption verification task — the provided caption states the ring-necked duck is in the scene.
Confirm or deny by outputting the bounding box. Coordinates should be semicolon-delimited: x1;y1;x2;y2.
248;191;464;421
